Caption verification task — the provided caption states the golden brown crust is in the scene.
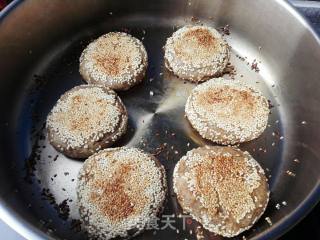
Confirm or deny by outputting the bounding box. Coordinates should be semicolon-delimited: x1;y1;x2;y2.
174;28;219;62
185;78;269;145
173;146;269;237
46;85;128;158
79;32;148;91
77;147;167;240
90;164;136;222
164;25;230;82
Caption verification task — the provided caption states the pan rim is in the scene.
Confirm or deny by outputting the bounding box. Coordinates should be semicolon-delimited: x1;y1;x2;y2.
0;1;55;239
0;0;319;239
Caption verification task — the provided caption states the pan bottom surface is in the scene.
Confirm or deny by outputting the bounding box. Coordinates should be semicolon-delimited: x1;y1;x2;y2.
11;15;306;240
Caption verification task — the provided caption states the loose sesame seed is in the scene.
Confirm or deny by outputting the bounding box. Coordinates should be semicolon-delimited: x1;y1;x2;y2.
286;170;296;177
265;217;272;226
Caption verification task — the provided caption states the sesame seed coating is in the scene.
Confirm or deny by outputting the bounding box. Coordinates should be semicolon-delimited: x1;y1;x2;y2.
77;147;167;239
173;146;269;237
164;25;230;82
185;78;269;145
80;32;148;91
46;85;128;158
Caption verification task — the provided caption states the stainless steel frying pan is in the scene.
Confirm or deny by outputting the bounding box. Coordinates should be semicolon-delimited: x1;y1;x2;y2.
1;0;320;239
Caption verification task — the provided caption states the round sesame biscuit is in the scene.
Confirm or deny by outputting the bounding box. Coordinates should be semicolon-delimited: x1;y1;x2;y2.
164;25;230;82
185;78;269;145
173;146;269;237
46;85;128;158
79;32;148;91
77;147;167;240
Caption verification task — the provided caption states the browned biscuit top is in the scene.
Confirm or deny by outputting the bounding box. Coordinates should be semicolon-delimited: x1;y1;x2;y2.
46;85;124;149
79;32;147;90
185;78;269;144
77;147;167;239
173;28;220;63
173;146;269;237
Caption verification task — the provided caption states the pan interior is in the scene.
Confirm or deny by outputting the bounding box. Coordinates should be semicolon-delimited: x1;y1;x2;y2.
15;17;283;240
1;1;320;240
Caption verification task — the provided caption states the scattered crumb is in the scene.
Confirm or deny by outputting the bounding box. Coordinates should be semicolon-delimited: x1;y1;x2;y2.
251;59;260;72
195;226;205;240
224;62;236;79
70;219;82;232
152;143;167;156
191;16;199;22
268;100;274;109
219;24;230;35
286;170;296;177
265;217;272;226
